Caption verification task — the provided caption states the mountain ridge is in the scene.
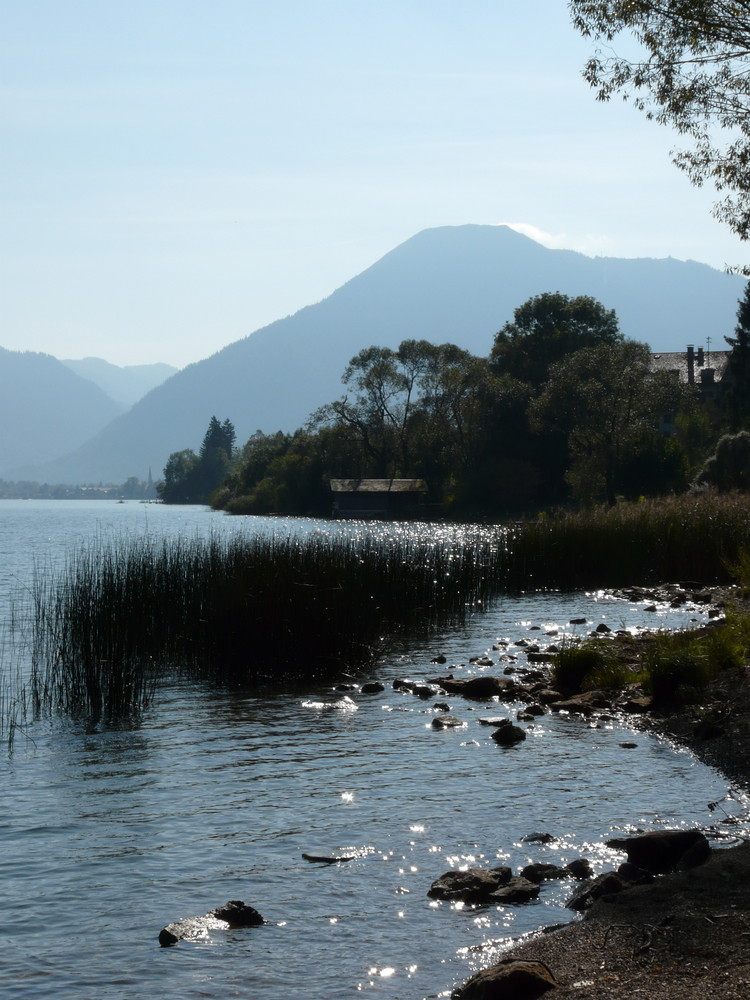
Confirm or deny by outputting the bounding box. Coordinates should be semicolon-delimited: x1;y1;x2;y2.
10;224;747;484
61;357;178;407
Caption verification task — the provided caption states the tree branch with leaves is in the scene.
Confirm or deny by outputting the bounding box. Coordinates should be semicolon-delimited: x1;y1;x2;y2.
570;0;750;241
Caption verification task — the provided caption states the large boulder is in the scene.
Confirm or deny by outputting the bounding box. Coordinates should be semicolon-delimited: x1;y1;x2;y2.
605;830;711;874
159;900;264;946
453;959;558;999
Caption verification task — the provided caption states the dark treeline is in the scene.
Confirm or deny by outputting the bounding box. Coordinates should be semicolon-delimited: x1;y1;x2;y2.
159;288;750;517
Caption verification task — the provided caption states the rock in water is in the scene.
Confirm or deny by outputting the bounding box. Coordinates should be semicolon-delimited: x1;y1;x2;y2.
159;900;264;946
301;852;355;864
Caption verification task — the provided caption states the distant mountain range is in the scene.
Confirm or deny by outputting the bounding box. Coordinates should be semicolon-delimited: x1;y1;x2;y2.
7;224;747;485
0;348;126;476
61;357;178;407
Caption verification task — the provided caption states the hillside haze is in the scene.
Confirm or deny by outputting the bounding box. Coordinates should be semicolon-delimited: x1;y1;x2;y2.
61;357;178;407
0;348;125;476
15;225;747;484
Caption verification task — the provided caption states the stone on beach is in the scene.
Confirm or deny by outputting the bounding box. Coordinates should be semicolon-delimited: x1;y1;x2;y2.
605;829;710;874
453;958;558;999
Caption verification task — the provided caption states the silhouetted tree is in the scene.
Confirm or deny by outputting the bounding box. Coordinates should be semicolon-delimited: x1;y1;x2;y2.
159;416;236;504
489;292;622;386
530;340;689;505
724;283;750;430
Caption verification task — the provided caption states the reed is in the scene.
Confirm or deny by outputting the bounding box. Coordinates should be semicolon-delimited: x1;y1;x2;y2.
26;491;750;723
29;525;507;719
504;493;750;590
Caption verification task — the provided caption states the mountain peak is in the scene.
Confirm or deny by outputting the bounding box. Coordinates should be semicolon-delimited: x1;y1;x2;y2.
10;225;746;484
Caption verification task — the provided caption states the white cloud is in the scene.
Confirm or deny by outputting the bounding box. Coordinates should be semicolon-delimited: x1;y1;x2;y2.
499;222;617;258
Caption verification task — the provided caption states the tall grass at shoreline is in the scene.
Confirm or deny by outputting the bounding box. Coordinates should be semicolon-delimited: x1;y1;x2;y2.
505;493;750;590
24;492;750;724
30;525;505;720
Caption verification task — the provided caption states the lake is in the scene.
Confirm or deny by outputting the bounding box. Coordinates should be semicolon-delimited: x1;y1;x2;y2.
0;500;746;999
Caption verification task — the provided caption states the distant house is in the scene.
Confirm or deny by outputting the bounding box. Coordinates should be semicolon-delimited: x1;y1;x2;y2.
330;478;428;519
650;344;730;400
650;344;730;434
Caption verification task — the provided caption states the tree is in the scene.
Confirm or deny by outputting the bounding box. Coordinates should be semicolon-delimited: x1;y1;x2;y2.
570;1;750;239
158;449;200;504
529;339;690;504
158;416;236;504
698;429;750;490
724;281;750;428
314;339;478;478
489;292;622;385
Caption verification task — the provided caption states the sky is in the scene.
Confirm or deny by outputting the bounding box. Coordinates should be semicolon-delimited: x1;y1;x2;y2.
2;0;748;369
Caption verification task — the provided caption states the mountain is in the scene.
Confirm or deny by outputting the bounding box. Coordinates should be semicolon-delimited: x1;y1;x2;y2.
12;224;747;485
0;348;125;477
61;357;178;407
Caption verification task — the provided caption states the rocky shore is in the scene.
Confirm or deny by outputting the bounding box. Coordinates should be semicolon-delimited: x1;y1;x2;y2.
452;585;750;999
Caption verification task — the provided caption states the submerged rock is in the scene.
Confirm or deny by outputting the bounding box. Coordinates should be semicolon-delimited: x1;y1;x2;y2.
521;832;555;844
301;852;355;864
159;900;264;947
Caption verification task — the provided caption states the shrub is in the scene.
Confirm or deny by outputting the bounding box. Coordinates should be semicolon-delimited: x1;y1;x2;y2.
551;642;620;694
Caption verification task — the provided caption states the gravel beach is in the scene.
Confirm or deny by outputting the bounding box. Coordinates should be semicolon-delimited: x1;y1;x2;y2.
454;599;750;999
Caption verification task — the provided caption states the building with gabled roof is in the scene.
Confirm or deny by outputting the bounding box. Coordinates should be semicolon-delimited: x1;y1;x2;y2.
330;478;428;519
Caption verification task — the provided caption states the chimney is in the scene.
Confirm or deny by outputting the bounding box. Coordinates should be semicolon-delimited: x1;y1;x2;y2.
687;344;695;384
697;347;704;366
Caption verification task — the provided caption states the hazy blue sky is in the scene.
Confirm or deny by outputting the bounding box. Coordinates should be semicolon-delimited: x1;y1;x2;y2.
2;1;747;368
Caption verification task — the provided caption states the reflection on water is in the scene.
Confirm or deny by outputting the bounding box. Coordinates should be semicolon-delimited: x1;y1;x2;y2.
0;501;747;999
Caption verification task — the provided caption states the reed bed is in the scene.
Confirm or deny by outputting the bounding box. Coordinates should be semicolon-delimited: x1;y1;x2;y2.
504;493;750;590
26;491;750;723
30;525;506;720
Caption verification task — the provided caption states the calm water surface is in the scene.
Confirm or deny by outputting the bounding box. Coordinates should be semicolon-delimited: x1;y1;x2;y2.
0;500;747;1000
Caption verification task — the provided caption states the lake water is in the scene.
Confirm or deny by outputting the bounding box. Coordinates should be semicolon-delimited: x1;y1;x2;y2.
0;500;747;1000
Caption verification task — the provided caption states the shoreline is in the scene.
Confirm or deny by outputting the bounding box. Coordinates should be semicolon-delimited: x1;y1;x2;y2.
452;590;750;998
